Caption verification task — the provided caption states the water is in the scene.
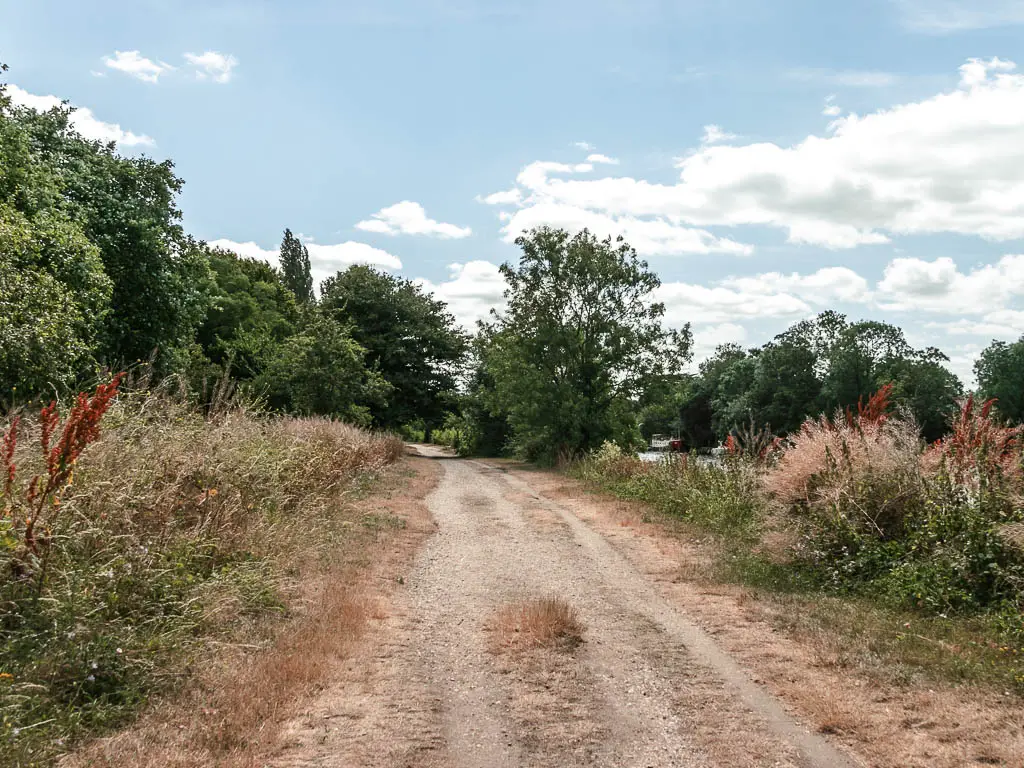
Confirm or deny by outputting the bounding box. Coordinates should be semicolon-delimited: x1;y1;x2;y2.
637;451;723;466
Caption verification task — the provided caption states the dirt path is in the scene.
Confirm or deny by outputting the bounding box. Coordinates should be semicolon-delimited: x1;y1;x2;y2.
272;447;861;768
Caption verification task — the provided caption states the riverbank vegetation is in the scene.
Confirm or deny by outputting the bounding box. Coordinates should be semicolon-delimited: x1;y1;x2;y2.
571;389;1024;692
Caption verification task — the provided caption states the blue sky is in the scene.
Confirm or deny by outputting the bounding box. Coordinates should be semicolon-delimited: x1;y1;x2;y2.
4;0;1024;383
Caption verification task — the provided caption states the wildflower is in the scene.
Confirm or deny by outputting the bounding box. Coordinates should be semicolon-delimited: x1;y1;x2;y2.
1;417;18;499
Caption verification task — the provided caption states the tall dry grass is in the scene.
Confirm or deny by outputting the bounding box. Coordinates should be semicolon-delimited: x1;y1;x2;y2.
0;386;404;765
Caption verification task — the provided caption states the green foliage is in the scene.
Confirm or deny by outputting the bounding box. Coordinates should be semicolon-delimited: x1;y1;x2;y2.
16;105;211;370
670;312;963;446
764;399;1024;615
976;336;1024;424
253;310;390;426
572;449;762;540
320;265;468;429
1;87;212;385
195;246;300;381
279;228;313;304
479;228;691;463
0;204;112;396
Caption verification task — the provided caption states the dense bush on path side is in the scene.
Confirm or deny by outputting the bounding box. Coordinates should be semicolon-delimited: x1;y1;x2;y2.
0;378;403;765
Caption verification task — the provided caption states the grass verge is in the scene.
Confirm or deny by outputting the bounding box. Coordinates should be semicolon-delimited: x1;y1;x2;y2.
0;388;405;766
569;448;1024;696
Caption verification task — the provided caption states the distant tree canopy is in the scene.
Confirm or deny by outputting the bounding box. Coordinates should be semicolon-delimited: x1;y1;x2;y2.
668;312;963;446
475;228;692;463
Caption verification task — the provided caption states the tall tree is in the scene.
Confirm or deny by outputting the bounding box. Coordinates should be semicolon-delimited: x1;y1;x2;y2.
319;265;468;430
279;229;313;304
479;228;691;462
7;98;211;372
194;246;300;381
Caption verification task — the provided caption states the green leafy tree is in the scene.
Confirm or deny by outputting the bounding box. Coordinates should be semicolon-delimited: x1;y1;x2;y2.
320;265;468;430
975;337;1024;424
253;311;390;425
279;228;314;304
880;351;963;441
0;203;112;397
7;99;211;371
479;228;691;462
196;246;300;380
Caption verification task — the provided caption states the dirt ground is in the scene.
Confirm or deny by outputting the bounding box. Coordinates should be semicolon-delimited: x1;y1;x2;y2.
270;447;866;768
88;447;1022;767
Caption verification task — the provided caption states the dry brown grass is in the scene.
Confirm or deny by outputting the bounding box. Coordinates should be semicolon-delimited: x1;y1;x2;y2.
762;413;923;510
61;454;442;768
490;597;585;652
0;390;407;766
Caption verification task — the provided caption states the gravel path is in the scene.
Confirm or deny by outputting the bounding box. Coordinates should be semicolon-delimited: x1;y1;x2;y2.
274;447;861;767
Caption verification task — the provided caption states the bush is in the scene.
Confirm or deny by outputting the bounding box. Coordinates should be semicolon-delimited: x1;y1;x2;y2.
0;382;403;763
764;390;1024;613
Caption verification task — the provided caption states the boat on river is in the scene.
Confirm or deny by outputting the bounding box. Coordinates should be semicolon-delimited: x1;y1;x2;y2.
649;434;683;452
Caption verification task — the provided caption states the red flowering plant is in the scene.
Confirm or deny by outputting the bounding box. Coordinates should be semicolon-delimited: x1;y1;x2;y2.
923;395;1024;500
0;373;124;589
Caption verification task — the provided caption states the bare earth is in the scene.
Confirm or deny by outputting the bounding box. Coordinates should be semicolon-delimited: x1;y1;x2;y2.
272;447;862;768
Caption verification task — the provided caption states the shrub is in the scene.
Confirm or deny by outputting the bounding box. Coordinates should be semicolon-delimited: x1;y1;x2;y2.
764;387;1024;613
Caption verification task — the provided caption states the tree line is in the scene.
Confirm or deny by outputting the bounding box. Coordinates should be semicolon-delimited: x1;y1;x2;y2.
4;71;1024;459
1;80;466;431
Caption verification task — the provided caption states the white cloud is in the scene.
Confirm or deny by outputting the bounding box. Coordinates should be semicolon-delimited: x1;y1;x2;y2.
484;160;752;256
479;188;522;205
500;201;753;256
103;50;174;83
822;95;842;117
655;282;812;326
355;201;472;239
208;237;402;289
721;266;872;304
184;51;238;83
876;254;1024;313
689;323;749;367
484;59;1024;250
894;0;1024;32
574;141;595;150
931;309;1024;337
586;153;620;165
5;84;154;147
414;261;507;329
701;124;737;144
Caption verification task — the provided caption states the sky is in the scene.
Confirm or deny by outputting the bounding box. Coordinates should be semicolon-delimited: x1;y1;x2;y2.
4;0;1024;384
